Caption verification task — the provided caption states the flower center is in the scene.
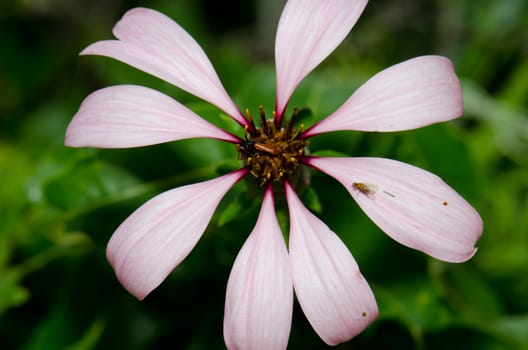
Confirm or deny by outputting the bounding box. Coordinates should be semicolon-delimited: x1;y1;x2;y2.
236;107;308;187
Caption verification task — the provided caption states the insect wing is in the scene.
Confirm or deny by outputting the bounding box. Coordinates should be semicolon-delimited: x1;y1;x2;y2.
352;182;379;197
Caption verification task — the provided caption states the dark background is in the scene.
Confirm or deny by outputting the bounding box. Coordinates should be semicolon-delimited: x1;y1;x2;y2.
1;0;527;349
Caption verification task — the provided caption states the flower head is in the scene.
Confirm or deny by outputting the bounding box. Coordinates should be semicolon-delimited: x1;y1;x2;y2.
66;0;482;348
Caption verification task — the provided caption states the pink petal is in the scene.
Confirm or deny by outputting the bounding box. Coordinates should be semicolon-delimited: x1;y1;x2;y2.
224;187;293;350
65;85;239;148
307;157;483;263
81;8;247;126
303;56;463;137
274;0;367;121
284;182;378;345
107;169;247;300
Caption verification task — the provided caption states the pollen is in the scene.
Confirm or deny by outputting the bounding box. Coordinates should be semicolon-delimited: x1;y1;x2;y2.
236;107;308;186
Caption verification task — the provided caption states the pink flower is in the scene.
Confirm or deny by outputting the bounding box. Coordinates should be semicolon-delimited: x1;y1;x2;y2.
65;1;483;348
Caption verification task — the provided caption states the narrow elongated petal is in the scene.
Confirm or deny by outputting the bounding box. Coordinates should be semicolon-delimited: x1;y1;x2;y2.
274;0;367;120
303;56;463;137
65;85;239;148
107;169;247;300
81;8;247;126
307;157;483;262
284;182;377;345
224;188;293;350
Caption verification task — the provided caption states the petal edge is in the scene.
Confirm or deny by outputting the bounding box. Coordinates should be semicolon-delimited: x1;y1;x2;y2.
65;85;239;148
307;157;482;263
107;169;246;300
274;0;368;121
304;56;463;137
224;187;293;350
285;181;378;345
81;8;247;125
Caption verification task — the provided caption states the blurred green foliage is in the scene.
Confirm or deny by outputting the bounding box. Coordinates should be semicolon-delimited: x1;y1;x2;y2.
1;0;527;349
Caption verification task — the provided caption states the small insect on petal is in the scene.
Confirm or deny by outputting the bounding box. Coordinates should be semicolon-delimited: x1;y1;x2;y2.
352;182;379;197
352;182;396;199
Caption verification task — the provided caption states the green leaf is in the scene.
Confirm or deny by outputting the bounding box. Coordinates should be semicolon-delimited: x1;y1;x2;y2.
217;188;258;227
170;138;234;168
0;143;34;264
215;159;243;176
462;79;528;164
408;123;478;194
186;100;243;137
310;149;349;158
217;195;246;227
493;314;528;348
21;304;74;350
300;187;322;214
431;262;503;320
66;318;105;350
0;269;30;316
234;65;276;111
374;278;452;346
25;147;96;204
43;160;140;211
498;60;528;107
